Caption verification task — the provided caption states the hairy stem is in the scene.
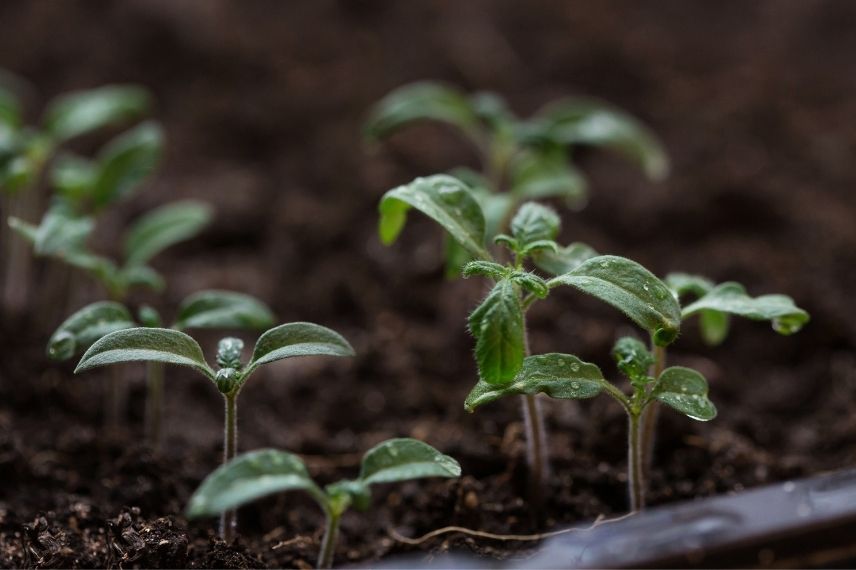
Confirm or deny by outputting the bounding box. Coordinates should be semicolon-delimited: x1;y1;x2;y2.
317;510;341;569
220;393;238;541
520;314;548;506
145;362;165;449
640;344;666;475
628;411;645;511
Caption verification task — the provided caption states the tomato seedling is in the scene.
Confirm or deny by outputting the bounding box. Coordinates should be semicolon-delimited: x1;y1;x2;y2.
186;439;460;568
74;321;355;541
48;290;275;446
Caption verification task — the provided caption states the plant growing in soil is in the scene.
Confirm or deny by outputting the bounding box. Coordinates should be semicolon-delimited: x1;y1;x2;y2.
48;290;275;446
367;81;668;274
74;321;355;541
186;439;461;569
379;175;682;504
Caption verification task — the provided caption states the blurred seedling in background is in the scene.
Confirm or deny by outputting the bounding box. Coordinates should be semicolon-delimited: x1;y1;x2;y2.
186;439;460;568
74;321;355;541
48;290;275;447
366;81;668;274
379;174;684;507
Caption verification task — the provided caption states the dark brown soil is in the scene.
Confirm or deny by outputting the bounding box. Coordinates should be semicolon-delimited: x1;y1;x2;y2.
2;1;856;567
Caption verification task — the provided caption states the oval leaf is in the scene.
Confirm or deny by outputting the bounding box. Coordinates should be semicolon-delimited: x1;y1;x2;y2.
33;201;94;257
664;272;715;301
246;322;354;375
468;280;524;384
652;366;717;421
50;152;97;202
532;241;598;276
47;302;136;361
186;449;323;517
699;309;730;346
123;200;213;265
174;290;275;331
549;255;681;345
43;85;151;142
509;149;588;206
75;327;214;379
510;202;560;248
359;438;461;486
465;353;606;412
93;121;164;208
379;175;489;259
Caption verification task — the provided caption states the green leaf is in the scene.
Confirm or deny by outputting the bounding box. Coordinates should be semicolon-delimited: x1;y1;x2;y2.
75;327;215;380
246;322;354;375
510;202;560;248
0;87;21;128
681;282;809;336
533;97;669;181
509;271;549;299
365;82;481;142
50;152;97;202
532;241;598;276
123;200;212;265
186;449;324;517
462;260;509;281
699;309;730;346
92;121;164;208
652;366;716;421
665;272;715;301
7;216;37;243
549;255;681;345
467;280;524;384
118;264;165;293
378;175;489;260
612;336;653;387
359;438;461;485
509;150;587;207
47;302;136;361
465;353;606;411
174;290;275;331
443;234;474;279
32;201;94;257
43;85;151;142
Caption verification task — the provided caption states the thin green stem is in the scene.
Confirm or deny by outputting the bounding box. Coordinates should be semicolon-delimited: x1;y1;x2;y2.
628;411;644;511
145;362;165;450
317;510;341;569
519;312;548;507
640;344;666;474
220;393;238;542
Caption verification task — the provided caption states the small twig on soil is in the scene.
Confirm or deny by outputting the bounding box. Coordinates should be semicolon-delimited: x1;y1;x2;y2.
388;512;635;545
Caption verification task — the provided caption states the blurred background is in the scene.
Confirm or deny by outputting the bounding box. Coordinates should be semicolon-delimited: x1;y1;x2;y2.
1;1;856;567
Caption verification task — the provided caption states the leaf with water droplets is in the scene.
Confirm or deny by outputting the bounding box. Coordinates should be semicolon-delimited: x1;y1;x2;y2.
245;322;354;376
468;280;524;384
379;175;489;260
465;353;607;411
651;366;716;421
359;438;461;485
186;449;324;517
549;255;681;345
532;241;598;276
681;282;809;337
47;302;136;361
612;336;653;387
174;290;275;332
43;85;151;142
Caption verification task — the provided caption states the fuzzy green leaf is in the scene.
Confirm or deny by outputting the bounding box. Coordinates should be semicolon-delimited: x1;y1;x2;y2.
92;121;163;208
652;366;717;421
681;282;809;336
359;438;461;485
612;336;654;386
75;327;214;379
465;353;606;411
534;97;669;181
32;202;94;257
246;322;354;375
50;153;97;202
123;200;212;265
462;260;509;281
186;449;323;517
174;290;275;332
117;264;165;292
47;302;136;361
379;175;489;260
665;273;715;301
509;271;549;299
43;85;150;142
549;255;681;345
699;309;730;346
365;82;481;141
532;241;598;276
468;280;524;384
510;202;560;248
509;150;587;206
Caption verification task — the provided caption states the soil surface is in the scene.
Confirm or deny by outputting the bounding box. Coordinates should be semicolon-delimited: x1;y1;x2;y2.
2;1;856;567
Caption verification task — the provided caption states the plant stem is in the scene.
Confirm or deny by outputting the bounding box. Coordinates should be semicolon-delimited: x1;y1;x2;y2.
520;315;548;506
640;344;666;475
628;411;644;511
145;362;165;450
220;392;238;542
317;511;341;569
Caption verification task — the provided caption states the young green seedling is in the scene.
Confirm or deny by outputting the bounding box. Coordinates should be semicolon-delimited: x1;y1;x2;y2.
379;175;682;504
465;336;715;511
367;81;668;274
48;290;276;446
74;321;355;541
186;439;461;569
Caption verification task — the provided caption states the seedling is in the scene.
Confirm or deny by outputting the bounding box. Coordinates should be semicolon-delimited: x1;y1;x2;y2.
379;175;683;504
74;321;355;540
367;81;668;274
186;439;461;568
48;290;276;446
